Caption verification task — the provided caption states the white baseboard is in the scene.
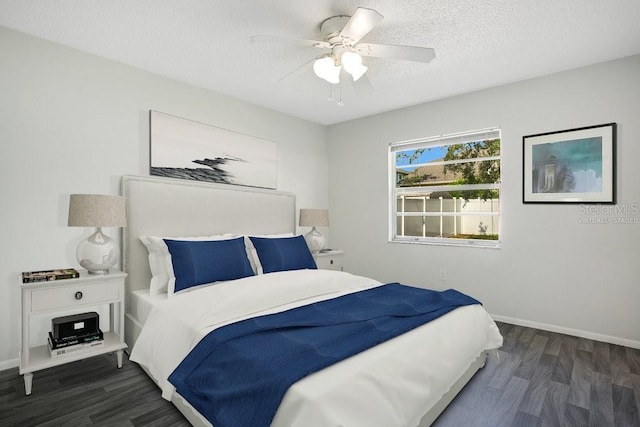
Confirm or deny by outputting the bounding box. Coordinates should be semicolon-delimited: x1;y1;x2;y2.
0;357;19;372
491;314;640;350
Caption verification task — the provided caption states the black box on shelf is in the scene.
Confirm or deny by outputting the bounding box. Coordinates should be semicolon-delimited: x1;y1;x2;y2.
52;312;99;341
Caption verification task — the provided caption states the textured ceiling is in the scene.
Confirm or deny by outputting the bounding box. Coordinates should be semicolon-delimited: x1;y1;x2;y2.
1;0;640;125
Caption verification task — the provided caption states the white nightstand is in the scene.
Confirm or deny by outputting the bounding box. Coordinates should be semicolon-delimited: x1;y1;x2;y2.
313;250;345;271
19;269;128;395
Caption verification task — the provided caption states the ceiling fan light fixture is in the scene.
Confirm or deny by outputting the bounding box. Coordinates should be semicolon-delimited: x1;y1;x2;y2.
313;55;341;84
253;6;436;94
341;51;367;81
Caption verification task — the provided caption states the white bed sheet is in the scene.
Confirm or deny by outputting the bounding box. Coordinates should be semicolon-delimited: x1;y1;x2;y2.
130;270;503;427
129;289;167;325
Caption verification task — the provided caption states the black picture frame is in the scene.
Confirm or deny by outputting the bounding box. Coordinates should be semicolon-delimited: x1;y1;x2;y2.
523;123;616;204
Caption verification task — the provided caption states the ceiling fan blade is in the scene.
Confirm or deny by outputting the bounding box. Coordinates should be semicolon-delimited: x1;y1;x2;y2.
276;55;320;83
339;7;383;45
251;35;331;49
356;43;436;63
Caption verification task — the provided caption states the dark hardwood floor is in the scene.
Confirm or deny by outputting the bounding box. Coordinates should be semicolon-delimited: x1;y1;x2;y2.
1;322;639;426
0;352;189;426
434;322;640;427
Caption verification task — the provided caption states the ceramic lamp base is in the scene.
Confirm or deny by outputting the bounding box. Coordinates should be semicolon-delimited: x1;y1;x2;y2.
77;227;118;274
304;227;325;253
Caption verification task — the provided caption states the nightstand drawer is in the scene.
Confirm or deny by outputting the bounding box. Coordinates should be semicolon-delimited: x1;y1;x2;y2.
31;281;120;312
313;250;344;271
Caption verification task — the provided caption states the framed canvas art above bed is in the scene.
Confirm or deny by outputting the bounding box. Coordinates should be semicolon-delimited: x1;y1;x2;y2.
149;110;277;189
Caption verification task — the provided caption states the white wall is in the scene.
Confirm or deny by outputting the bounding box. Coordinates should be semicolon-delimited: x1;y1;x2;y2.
2;25;638;371
0;27;328;368
328;55;640;348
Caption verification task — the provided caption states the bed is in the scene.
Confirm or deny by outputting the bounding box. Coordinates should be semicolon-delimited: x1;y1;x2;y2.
121;175;503;427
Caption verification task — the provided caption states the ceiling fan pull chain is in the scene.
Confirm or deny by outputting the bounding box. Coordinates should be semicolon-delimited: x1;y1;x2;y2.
338;82;344;107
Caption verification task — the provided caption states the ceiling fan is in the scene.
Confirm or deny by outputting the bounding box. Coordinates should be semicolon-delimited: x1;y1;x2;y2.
252;7;435;85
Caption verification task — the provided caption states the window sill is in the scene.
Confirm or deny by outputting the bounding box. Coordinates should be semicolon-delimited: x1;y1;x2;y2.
389;237;501;249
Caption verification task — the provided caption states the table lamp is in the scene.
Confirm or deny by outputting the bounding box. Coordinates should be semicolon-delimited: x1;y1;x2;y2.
68;194;127;274
299;208;329;253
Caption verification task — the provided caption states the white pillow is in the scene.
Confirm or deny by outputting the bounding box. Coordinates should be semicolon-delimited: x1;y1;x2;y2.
140;234;238;295
244;233;295;274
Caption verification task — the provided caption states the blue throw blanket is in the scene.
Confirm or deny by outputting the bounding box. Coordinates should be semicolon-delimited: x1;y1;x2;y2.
168;283;480;427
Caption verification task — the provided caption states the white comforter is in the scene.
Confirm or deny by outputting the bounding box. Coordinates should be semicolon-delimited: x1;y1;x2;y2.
130;270;503;427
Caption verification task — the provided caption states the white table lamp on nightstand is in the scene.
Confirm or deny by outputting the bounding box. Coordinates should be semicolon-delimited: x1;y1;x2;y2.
299;208;329;253
68;194;127;274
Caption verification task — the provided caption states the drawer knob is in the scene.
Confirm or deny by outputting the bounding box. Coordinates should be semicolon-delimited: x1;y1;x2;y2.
75;291;83;300
330;260;334;265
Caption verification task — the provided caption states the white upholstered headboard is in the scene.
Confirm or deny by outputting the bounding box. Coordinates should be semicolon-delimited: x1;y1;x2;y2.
121;175;296;293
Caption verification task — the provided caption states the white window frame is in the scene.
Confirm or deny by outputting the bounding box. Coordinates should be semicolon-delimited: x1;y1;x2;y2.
388;127;502;248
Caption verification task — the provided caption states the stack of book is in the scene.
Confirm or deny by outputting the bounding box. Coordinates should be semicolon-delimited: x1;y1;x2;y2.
22;268;79;283
48;330;104;358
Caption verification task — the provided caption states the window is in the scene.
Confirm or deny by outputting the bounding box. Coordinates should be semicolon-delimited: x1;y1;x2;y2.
389;128;501;248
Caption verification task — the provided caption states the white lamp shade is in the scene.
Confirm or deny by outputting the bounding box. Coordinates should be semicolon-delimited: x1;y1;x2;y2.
313;56;341;84
341;51;367;81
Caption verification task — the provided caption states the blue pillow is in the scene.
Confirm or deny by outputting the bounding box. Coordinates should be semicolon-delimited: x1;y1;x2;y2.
249;235;317;274
164;237;254;292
